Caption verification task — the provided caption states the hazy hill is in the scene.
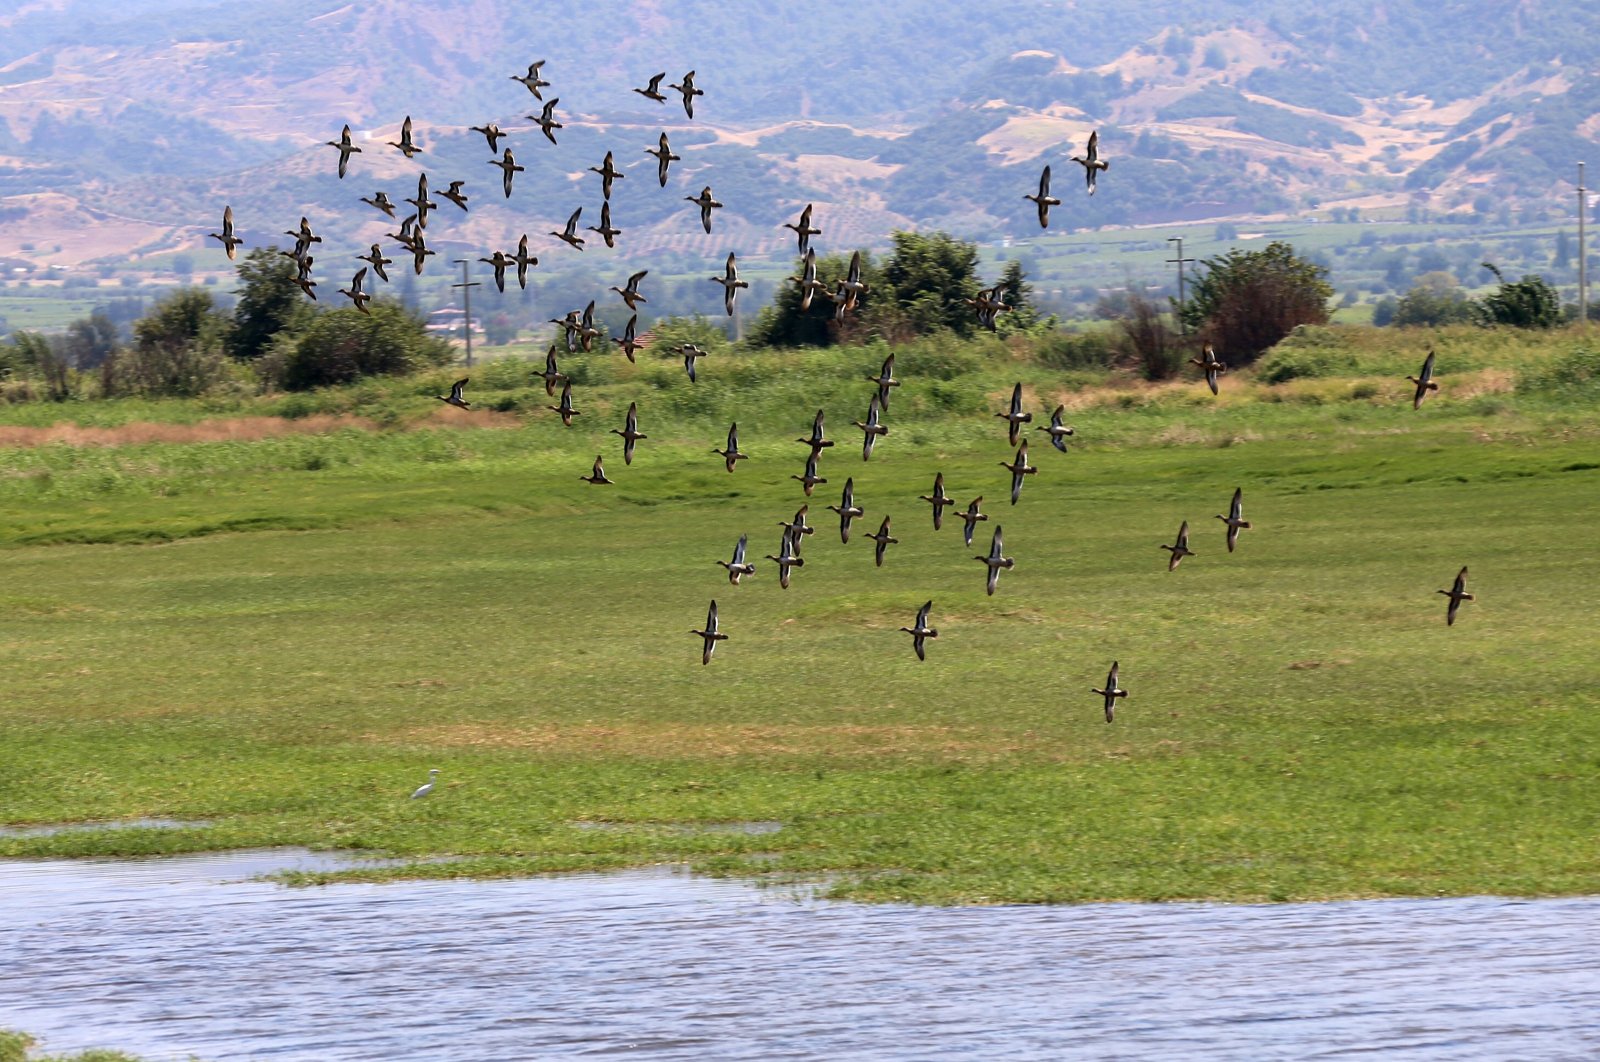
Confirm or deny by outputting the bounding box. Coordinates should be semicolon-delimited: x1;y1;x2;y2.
0;0;1596;268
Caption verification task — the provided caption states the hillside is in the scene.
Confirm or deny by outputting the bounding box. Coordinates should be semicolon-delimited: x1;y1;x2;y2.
0;0;1595;272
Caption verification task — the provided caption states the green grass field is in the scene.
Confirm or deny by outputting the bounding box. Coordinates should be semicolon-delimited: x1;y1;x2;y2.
1;327;1598;904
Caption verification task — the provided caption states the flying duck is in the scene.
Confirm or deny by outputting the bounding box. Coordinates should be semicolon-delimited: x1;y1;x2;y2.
613;314;643;362
791;449;827;495
208;205;243;260
976;524;1014;596
439;181;469;212
645;132;680;187
1024;165;1061;228
1215;488;1250;553
718;534;757;585
552;207;586;251
1161;520;1193;571
713;252;749;315
853;393;888;461
1091;661;1126;723
713;422;748;472
919;472;953;531
956;496;988;548
326;123;361;179
537;345;568;396
797;408;834;454
337;267;370;314
690;600;727;664
680;343;706;383
784;203;821;255
866;353;899;411
827;477;864;543
437;378;470;409
578;300;602;352
548;379;580;426
777;503;814;556
479;250;511;293
405;173;435;230
360;191;397;218
634;72;668;103
488;148;524;198
900;601;937;661
511;61;550;99
357;244;392;283
1070;129;1108;195
999;440;1036;505
1437;566;1473;626
765;528;805;589
612;270;648;311
792;248;828;312
512;235;538;289
865;515;898;567
840;250;870;306
1190;344;1226;395
669;70;704;118
587;202;622;249
387;116;421;158
685;186;722;234
611;402;646;465
997;382;1032;446
1407;350;1438;409
533;98;562;145
579;454;613;484
470;122;507;154
1035;404;1074;452
589;151;625;200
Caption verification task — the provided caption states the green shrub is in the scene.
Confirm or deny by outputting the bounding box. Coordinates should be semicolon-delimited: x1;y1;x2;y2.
1516;347;1600;398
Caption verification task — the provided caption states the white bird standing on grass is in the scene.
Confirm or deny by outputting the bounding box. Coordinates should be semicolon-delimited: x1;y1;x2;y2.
410;769;440;799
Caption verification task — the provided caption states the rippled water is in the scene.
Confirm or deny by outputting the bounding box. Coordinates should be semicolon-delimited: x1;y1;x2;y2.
3;851;1598;1060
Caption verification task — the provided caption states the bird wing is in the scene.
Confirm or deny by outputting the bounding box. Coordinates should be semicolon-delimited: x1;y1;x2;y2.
1230;488;1243;521
990;526;1004;560
1086;129;1099;162
450;378;468;401
564;207;581;234
1176;520;1189;549
916;601;932;627
1107;661;1119;688
733;535;747;565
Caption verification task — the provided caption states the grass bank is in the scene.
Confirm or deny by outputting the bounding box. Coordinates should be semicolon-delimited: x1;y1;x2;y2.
1;326;1597;904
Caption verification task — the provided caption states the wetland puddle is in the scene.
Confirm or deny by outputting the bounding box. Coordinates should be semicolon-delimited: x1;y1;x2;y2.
3;850;1598;1059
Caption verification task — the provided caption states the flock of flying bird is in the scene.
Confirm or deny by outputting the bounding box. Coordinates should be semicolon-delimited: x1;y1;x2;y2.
207;61;1473;741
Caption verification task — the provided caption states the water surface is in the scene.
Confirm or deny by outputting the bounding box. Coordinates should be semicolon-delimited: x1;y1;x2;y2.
3;851;1597;1059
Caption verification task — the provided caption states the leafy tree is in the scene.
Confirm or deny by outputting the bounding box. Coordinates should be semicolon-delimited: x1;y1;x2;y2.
1113;291;1184;380
880;230;982;337
1476;263;1561;329
62;311;120;369
230;247;314;362
1390;272;1475;327
1179;241;1333;363
5;331;75;400
123;288;231;397
282;301;452;391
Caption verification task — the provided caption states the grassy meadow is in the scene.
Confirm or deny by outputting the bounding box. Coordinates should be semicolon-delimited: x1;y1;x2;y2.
1;325;1598;904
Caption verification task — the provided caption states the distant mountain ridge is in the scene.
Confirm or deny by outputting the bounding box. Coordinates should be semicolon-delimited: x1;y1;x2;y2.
0;0;1594;266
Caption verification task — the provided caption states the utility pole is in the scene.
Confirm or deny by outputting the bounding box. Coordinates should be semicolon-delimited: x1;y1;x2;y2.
451;259;482;368
1579;163;1588;325
1166;236;1196;334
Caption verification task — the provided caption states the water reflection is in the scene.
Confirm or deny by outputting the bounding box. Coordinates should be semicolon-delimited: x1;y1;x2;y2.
2;851;1598;1060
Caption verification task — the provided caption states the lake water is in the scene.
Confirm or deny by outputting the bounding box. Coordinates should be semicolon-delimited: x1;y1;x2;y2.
3;850;1598;1060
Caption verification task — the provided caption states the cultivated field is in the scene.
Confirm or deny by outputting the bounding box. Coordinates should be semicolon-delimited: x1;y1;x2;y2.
1;327;1596;903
